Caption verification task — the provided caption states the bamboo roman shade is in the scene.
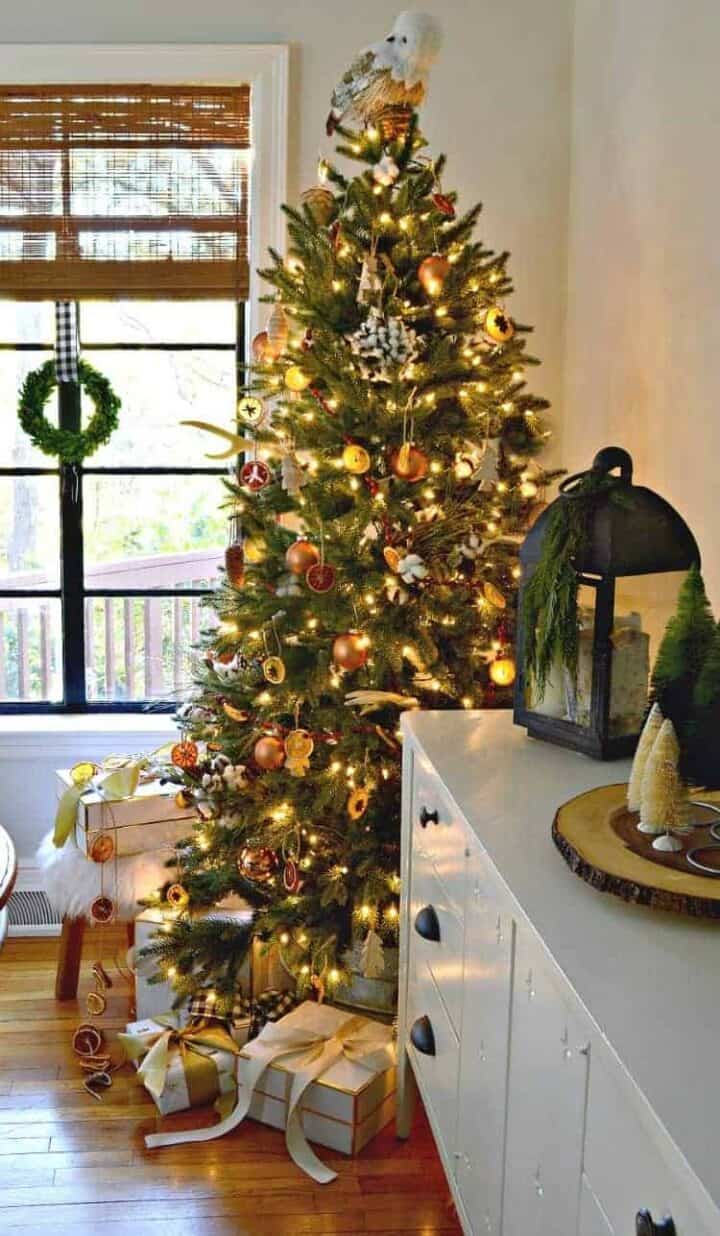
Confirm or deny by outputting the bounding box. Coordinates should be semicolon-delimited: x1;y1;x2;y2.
0;85;251;299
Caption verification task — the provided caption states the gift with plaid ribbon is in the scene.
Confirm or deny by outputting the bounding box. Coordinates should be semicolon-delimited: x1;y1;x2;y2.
187;986;299;1046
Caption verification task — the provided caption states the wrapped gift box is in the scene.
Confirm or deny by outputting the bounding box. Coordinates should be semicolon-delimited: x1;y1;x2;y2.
135;906;293;1024
55;768;196;859
241;1001;396;1156
121;1014;238;1116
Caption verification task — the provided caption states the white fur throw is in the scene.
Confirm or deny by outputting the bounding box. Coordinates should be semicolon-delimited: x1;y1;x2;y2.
37;831;170;920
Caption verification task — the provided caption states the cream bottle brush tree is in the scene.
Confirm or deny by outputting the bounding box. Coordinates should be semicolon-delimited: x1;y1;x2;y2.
640;719;692;852
627;702;664;814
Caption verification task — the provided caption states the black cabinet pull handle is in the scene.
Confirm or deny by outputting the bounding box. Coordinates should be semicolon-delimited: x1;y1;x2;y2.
410;1014;436;1056
419;805;439;828
636;1210;677;1236
414;904;441;942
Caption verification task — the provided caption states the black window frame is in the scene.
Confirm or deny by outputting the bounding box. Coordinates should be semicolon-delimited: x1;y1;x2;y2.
0;299;245;713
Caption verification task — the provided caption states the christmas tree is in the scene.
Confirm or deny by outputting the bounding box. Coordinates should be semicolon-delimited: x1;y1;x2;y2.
651;564;714;768
149;50;556;1009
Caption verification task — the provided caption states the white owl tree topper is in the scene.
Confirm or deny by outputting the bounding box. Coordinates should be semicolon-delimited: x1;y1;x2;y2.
326;11;443;135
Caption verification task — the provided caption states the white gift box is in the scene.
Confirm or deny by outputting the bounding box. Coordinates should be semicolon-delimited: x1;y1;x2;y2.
55;768;196;859
124;1015;238;1116
134;906;292;1026
241;1001;396;1156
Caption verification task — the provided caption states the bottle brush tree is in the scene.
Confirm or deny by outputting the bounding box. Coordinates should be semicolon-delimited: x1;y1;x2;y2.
639;719;690;851
651;564;714;769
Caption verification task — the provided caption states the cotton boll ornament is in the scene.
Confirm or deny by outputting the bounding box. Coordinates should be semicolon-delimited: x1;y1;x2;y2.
373;155;399;187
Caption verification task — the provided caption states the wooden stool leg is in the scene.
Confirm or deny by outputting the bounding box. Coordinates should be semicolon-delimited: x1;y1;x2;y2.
126;920;135;948
55;915;85;1001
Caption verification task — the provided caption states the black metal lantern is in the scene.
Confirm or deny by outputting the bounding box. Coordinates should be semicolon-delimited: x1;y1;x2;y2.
514;447;699;758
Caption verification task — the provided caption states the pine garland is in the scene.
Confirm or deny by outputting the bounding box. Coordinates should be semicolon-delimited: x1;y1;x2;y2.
522;471;620;697
18;359;121;463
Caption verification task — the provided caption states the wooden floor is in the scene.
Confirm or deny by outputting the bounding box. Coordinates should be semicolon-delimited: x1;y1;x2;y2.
0;928;461;1236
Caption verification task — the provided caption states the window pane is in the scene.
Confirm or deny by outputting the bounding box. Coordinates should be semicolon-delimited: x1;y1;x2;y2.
0;597;62;702
85;594;207;703
83;349;237;468
0;350;56;467
80;300;237;344
0;301;54;343
0;476;60;588
83;474;223;589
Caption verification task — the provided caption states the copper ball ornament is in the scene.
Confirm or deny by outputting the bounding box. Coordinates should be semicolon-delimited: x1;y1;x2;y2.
333;631;369;673
286;538;320;575
253;735;286;770
489;655;517;688
252;330;273;363
237;846;279;884
418;254;450;298
484;306;515;344
388;444;430;483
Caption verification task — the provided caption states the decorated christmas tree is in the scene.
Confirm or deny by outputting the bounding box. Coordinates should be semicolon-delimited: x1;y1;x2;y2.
148;14;556;1010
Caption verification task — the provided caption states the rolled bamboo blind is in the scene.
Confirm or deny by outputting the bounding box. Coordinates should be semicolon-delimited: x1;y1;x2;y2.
0;85;251;299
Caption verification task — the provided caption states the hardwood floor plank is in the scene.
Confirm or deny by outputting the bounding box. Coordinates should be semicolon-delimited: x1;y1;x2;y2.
0;932;460;1234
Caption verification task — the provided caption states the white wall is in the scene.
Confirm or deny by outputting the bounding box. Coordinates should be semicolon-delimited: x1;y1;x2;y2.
2;2;575;862
564;0;720;604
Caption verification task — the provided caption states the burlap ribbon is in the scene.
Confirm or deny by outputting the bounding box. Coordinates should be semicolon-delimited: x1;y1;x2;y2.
144;1011;394;1183
119;1016;241;1109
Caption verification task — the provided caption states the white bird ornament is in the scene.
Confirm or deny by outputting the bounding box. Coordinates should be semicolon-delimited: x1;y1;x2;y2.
326;11;443;136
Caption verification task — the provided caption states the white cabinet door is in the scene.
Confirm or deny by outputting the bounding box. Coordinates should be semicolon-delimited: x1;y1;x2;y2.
502;926;591;1236
579;1178;614;1236
584;1034;720;1236
455;842;514;1236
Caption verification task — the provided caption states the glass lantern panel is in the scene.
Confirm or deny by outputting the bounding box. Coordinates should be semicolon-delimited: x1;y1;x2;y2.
526;581;597;727
609;571;687;737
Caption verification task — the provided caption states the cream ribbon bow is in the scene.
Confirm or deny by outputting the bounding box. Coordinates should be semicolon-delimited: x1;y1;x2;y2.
144;1011;394;1183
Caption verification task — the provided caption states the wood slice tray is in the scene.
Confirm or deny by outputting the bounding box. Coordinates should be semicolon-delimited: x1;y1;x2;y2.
552;783;720;918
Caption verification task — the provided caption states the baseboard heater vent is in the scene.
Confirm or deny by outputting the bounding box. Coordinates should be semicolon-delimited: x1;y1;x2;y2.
7;888;62;937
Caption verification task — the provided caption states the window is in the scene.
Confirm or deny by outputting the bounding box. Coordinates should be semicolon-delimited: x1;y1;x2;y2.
0;299;244;710
0;82;253;711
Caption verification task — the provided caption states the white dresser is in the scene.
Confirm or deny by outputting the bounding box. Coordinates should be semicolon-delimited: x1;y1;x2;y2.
397;710;720;1236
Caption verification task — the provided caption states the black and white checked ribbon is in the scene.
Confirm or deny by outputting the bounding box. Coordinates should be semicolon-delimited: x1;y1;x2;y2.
55;301;79;383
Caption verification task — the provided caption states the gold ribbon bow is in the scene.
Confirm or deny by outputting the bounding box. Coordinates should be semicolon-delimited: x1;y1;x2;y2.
53;746;173;848
119;1015;241;1110
143;1006;395;1184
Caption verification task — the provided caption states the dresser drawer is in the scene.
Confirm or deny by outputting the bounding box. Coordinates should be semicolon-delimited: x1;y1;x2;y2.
584;1036;720;1236
503;925;592;1236
407;959;460;1157
409;855;465;1035
412;756;467;915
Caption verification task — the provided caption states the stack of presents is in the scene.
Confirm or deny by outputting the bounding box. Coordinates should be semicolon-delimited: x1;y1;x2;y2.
54;765;397;1181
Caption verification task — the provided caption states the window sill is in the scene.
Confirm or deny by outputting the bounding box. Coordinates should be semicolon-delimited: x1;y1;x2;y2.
0;712;177;758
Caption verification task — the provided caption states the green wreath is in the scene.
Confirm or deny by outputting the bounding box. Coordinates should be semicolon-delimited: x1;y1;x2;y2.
18;359;121;463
